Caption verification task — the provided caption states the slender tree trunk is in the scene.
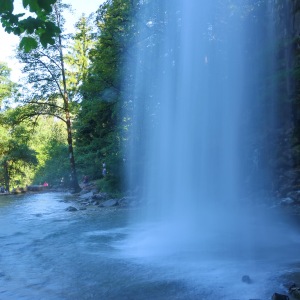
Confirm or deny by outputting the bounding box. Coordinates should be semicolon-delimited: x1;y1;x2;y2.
58;33;81;193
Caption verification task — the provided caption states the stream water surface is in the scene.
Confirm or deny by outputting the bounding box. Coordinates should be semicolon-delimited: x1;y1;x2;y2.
0;192;300;300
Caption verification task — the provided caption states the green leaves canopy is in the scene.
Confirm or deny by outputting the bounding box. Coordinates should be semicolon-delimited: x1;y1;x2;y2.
0;62;15;107
0;0;60;51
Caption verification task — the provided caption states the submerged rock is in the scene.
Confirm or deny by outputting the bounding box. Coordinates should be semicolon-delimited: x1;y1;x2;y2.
280;197;295;206
100;199;118;207
65;206;78;212
241;275;252;284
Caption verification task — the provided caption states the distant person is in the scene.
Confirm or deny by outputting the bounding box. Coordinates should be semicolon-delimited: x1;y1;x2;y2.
102;162;107;177
43;182;49;187
82;175;89;184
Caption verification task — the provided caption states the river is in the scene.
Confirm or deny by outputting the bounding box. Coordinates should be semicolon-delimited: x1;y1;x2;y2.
0;192;299;299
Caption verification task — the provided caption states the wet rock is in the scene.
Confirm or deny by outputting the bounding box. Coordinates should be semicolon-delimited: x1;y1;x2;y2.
272;293;289;300
79;191;94;200
79;206;87;210
90;188;99;194
242;275;252;284
65;206;78;212
92;193;109;200
100;199;119;207
289;283;300;299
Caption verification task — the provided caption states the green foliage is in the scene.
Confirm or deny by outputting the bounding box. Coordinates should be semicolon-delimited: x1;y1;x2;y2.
74;0;136;194
29;117;69;185
16;0;82;192
65;14;95;102
0;114;38;190
0;0;60;51
0;62;15;107
19;36;38;52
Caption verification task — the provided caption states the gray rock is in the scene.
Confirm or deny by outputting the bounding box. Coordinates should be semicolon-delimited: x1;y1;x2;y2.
100;199;119;207
79;191;94;200
92;192;109;200
65;206;78;212
80;189;90;195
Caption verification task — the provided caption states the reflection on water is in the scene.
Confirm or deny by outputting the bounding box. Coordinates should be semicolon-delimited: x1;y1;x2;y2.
0;192;299;299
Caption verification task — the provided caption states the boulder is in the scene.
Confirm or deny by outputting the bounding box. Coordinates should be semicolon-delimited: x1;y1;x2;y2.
92;193;109;200
79;191;94;200
100;199;119;207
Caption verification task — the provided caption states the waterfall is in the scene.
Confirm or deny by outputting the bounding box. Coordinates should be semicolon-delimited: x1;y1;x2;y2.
123;0;295;259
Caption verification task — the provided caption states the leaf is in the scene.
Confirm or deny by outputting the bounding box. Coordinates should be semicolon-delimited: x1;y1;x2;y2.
22;0;30;9
0;0;13;13
37;0;57;13
19;36;38;52
27;0;40;13
39;31;55;47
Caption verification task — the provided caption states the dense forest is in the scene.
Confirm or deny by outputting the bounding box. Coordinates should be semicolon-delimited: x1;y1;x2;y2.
0;0;138;194
0;0;299;199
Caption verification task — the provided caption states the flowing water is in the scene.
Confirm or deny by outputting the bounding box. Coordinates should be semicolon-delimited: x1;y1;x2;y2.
1;1;300;299
122;0;300;298
0;193;300;299
0;192;300;299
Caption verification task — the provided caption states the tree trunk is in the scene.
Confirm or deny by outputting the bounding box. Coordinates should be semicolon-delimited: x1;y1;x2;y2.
58;33;81;193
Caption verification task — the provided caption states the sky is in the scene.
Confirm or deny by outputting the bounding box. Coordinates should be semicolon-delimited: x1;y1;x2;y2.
0;0;105;81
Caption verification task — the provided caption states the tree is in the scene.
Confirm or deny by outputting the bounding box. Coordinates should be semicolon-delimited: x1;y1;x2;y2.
16;0;81;192
65;14;95;102
0;117;38;191
28;116;69;186
0;0;60;51
0;62;15;108
74;0;137;193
